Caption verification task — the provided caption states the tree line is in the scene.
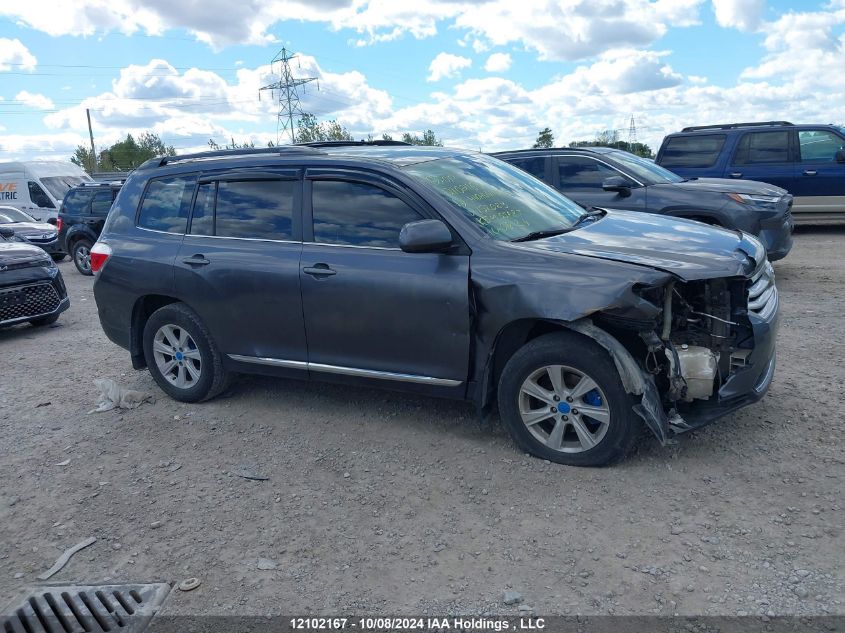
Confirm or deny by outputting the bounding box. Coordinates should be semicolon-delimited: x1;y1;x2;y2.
532;126;654;158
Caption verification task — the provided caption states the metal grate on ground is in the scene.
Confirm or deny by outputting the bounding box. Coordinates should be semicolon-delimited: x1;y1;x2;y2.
1;583;170;633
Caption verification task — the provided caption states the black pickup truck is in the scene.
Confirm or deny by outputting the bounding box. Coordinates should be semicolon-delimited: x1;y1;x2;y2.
58;182;122;275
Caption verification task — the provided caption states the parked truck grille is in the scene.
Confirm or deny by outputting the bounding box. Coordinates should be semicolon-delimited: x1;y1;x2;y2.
747;261;777;320
0;282;60;324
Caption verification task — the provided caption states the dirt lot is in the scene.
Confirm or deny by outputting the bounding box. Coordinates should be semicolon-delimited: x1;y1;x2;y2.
1;228;843;618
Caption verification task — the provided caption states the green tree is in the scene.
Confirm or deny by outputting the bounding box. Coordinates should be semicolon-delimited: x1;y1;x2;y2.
568;129;654;158
532;127;554;149
208;137;256;150
72;132;176;172
400;130;443;146
296;114;354;143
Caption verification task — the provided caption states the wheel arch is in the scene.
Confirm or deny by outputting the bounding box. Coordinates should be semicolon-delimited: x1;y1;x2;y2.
129;294;183;369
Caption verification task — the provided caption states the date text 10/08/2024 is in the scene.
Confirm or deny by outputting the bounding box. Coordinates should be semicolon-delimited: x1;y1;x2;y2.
290;617;546;630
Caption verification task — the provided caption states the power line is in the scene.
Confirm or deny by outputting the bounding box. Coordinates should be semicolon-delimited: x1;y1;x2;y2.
258;48;317;144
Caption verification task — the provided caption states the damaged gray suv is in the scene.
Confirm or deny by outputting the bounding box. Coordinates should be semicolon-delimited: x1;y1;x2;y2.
92;144;779;466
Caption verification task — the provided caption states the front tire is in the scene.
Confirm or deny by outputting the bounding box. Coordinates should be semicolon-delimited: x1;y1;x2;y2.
497;332;640;466
72;239;93;276
142;303;231;402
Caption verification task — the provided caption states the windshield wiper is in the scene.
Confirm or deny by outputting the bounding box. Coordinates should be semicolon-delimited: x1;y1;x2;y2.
510;227;572;242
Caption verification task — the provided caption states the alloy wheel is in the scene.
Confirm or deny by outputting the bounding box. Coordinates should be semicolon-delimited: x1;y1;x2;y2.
152;324;202;389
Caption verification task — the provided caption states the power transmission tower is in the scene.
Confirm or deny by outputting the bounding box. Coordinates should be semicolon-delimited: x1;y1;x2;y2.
258;47;317;145
627;115;638;147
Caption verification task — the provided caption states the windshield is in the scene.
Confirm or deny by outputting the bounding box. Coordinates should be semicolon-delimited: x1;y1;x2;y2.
610;151;685;184
39;175;91;200
0;208;35;223
402;153;583;240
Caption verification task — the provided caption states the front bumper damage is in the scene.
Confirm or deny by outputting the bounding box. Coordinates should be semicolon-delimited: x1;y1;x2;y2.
569;263;780;444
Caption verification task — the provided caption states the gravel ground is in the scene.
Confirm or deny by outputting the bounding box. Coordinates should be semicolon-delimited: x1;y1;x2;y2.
1;227;842;618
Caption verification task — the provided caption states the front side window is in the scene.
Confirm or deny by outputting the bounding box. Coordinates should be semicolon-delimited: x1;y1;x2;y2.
311;180;422;248
28;181;55;208
403;153;583;241
798;130;845;162
508;157;546;179
137;175;197;233
660;134;726;168
733;131;790;164
556;157;619;191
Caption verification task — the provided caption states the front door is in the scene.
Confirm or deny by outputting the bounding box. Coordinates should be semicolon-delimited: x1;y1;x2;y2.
553;155;647;212
299;172;470;391
174;169;308;368
793;128;845;220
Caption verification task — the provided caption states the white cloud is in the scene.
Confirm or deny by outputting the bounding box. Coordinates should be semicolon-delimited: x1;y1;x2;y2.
484;52;512;73
0;37;37;71
712;0;765;32
427;52;472;82
0;0;704;59
14;90;54;109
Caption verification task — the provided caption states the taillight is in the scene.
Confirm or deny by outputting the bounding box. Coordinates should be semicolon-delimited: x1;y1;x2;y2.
89;242;112;274
56;217;63;232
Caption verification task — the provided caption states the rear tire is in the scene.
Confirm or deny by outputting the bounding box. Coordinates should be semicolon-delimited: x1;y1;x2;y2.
142;303;231;403
71;239;93;276
497;331;640;466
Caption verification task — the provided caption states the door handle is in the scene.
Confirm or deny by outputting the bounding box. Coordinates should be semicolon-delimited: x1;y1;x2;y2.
303;263;336;277
729;172;743;178
182;254;210;266
803;169;818;176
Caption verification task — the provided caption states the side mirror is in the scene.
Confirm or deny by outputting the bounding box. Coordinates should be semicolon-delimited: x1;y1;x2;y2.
0;226;15;239
46;217;57;226
835;148;845;163
399;219;453;253
602;175;632;197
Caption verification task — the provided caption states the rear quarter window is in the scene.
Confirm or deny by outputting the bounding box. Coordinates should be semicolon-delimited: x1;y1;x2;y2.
660;134;726;168
137;175;197;233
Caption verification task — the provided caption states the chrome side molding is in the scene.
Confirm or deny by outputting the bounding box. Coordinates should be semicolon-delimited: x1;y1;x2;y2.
227;354;461;387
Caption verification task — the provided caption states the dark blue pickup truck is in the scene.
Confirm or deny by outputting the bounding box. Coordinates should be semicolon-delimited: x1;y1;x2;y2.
656;121;845;225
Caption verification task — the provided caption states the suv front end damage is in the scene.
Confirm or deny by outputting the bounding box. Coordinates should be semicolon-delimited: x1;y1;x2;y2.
592;258;780;443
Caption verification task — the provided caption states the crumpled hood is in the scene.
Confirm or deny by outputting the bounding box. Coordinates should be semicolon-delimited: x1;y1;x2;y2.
523;209;765;281
1;221;57;238
668;177;787;197
0;240;52;265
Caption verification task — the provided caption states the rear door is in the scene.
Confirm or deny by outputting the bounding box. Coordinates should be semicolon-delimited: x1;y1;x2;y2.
793;128;845;219
728;130;794;191
552;155;647;211
174;169;307;369
299;170;470;392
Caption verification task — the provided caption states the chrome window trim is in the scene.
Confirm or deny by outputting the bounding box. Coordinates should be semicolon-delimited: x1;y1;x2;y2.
185;233;300;244
136;225;187;236
306;242;401;251
228;354;461;386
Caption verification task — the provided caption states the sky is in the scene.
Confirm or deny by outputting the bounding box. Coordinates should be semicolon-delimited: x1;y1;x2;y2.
0;0;843;162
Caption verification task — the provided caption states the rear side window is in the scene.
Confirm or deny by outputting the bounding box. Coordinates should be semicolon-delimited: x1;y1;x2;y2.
311;180;422;248
138;175;197;233
90;190;113;215
188;179;296;240
660;134;726;168
733;131;790;164
556;156;619;191
62;189;95;214
508;157;546;179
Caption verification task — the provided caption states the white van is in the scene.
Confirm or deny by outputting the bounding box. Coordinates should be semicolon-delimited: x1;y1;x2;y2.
0;161;93;222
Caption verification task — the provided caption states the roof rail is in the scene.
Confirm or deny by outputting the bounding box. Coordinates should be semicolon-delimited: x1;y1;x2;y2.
297;140;411;148
680;121;794;132
140;146;322;170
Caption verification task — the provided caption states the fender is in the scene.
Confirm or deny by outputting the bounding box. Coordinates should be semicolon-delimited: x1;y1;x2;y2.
63;224;99;251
